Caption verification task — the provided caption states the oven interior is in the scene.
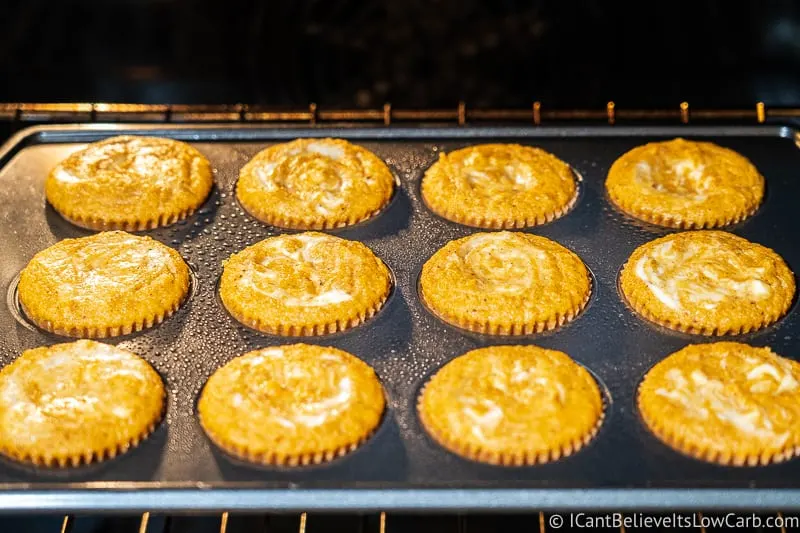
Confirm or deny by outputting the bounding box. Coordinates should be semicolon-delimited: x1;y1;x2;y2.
5;1;800;531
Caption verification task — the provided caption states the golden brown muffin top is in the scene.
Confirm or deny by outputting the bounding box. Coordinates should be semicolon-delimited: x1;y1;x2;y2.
46;135;213;228
419;232;590;334
219;232;392;334
639;342;800;464
620;231;795;334
606;138;764;228
237;138;395;229
198;343;384;460
419;345;603;461
421;144;577;228
0;340;164;466
18;231;190;335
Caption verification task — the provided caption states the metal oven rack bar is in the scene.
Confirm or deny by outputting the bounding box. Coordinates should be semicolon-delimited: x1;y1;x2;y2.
0;101;798;126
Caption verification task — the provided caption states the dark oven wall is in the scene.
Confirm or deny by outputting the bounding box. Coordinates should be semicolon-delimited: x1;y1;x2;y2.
2;0;800;108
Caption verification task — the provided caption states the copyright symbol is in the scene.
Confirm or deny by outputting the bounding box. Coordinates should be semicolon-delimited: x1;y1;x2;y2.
549;514;563;529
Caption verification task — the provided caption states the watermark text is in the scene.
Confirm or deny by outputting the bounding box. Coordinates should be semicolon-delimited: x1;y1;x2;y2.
547;512;798;529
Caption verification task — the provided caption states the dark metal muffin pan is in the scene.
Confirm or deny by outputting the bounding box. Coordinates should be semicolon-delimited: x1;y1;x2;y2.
1;123;800;513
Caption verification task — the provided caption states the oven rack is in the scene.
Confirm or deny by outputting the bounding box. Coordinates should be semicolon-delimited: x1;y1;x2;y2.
19;510;800;533
0;101;794;126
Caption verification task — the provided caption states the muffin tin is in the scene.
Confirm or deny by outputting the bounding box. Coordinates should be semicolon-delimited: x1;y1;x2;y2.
1;123;800;512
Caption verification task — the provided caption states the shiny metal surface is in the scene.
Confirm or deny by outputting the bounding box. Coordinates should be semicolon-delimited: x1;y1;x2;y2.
0;123;800;512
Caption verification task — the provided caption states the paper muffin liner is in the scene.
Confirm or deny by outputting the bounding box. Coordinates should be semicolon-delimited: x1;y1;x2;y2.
237;198;390;231
607;192;760;230
201;421;375;467
223;290;390;337
424;184;579;230
417;384;604;466
0;403;164;468
620;284;791;336
420;278;591;336
637;389;799;467
52;203;203;232
21;293;187;339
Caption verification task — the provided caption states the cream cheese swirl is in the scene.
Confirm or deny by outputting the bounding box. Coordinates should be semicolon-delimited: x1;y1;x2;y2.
654;358;798;446
253;141;354;215
634;238;772;311
455;232;550;295
237;233;355;307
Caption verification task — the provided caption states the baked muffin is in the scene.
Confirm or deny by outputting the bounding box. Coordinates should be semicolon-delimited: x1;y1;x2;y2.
419;232;591;335
619;231;795;335
18;231;190;338
418;345;603;465
219;232;392;336
46;135;213;230
638;342;800;466
606;138;764;228
237;138;395;229
421;144;577;228
0;340;165;467
198;343;385;466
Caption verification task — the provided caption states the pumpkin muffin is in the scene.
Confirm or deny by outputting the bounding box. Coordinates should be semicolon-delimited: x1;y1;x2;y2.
219;232;392;336
606;138;764;228
418;345;603;465
0;340;165;467
18;231;190;338
419;232;591;335
638;342;800;466
421;144;578;228
237;138;395;229
198;343;385;466
46;135;213;230
620;231;795;335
